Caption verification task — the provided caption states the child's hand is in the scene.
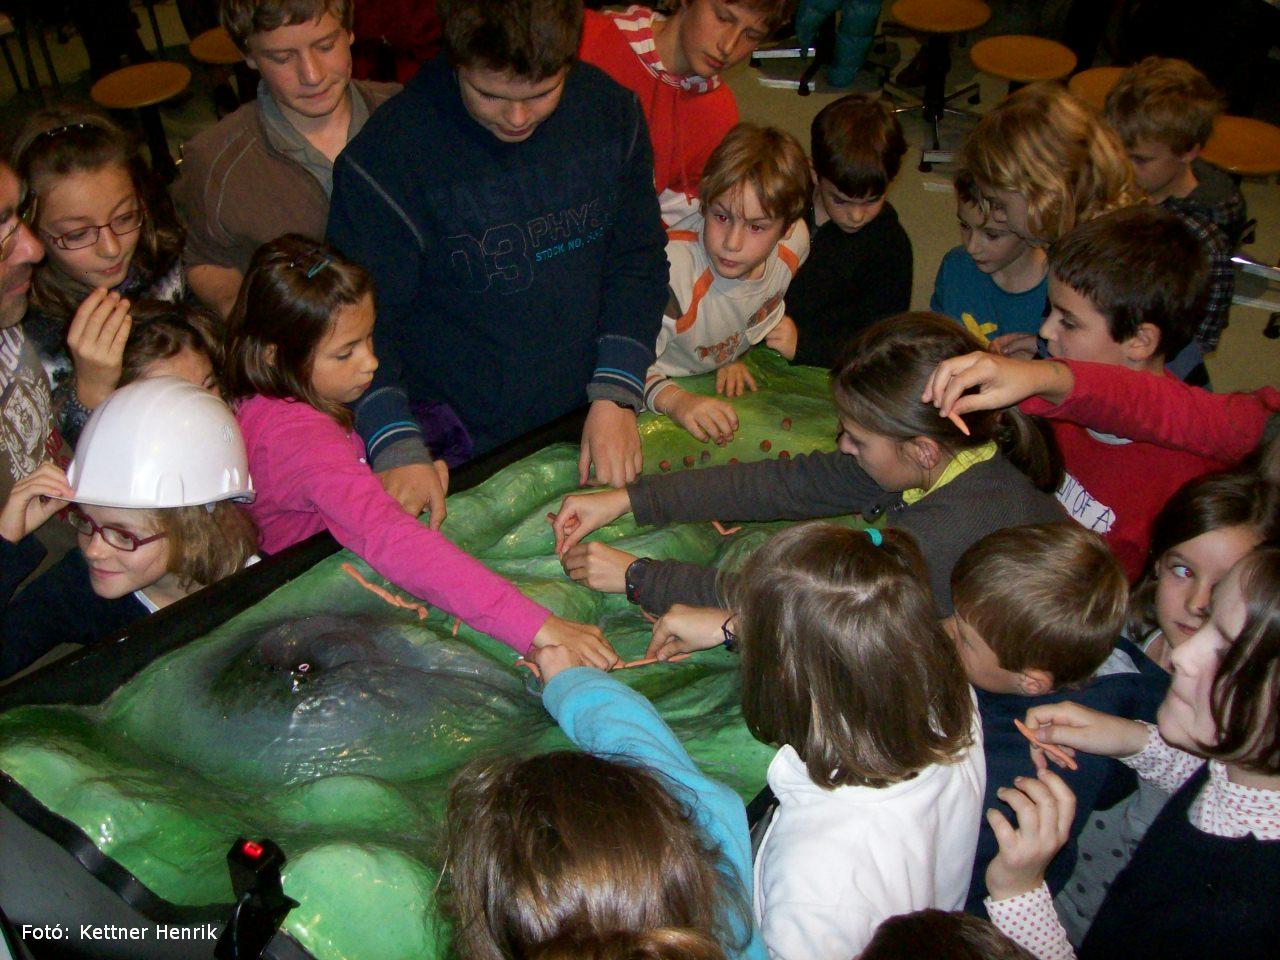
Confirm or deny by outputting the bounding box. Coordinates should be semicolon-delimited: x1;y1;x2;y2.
377;460;449;529
580;399;642;488
666;390;739;444
989;332;1039;360
1021;702;1150;762
550;488;632;555
0;463;73;543
764;315;798;360
531;642;581;684
560;541;636;593
647;604;732;660
921;351;1073;418
715;361;757;398
531;614;620;671
984;767;1077;901
68;287;131;410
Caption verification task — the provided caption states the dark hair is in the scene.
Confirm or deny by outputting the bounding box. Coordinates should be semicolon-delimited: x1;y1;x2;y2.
811;94;907;199
698;123;810;226
12;106;184;322
953;168;979;207
1049;205;1209;360
220;0;354;52
831;313;1061;493
440;751;742;960
120;299;224;390
735;523;975;788
1205;543;1280;774
862;910;1036;960
952;523;1128;687
224;234;373;428
1133;470;1280;629
439;0;581;79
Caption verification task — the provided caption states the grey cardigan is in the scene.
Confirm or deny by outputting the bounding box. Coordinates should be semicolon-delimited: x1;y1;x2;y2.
626;449;1065;616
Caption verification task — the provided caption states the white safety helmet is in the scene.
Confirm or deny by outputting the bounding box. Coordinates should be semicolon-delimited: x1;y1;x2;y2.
67;376;255;508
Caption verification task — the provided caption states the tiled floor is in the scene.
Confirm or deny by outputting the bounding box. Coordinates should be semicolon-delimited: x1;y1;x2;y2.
2;1;1276;390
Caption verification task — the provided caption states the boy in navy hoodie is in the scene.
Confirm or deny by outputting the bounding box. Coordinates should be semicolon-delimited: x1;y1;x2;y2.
946;522;1169;915
327;0;668;492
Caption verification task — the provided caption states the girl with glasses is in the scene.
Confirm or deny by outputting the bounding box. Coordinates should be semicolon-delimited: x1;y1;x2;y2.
0;377;256;681
11;107;187;444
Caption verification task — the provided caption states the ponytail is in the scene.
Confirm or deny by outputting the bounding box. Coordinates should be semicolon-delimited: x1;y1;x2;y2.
995;408;1062;493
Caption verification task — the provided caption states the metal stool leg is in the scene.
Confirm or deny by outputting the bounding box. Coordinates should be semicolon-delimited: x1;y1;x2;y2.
0;36;23;92
33;19;58;91
138;105;177;182
143;0;166;57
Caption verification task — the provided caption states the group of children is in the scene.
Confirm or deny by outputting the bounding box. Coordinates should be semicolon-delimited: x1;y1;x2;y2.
1;1;1279;958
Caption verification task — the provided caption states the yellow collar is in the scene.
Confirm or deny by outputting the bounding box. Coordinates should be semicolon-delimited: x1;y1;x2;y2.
901;441;997;505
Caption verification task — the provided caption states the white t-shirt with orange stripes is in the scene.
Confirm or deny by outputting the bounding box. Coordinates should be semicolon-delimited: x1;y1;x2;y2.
644;211;809;410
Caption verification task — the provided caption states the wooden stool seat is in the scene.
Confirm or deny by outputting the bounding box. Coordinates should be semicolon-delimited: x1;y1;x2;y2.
970;35;1076;84
892;0;990;34
1200;115;1280;177
1067;65;1125;111
189;26;243;66
90;61;191;110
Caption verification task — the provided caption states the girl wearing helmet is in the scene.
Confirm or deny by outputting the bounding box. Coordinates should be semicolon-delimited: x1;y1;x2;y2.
223;235;619;670
0;377;257;680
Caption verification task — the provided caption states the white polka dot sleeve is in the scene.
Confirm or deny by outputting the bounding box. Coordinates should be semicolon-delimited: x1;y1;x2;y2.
986;883;1077;960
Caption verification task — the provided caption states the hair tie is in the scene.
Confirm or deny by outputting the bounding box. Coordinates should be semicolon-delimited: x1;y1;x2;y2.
865;528;883;546
305;258;331;278
287;254;332;278
36;122;91;141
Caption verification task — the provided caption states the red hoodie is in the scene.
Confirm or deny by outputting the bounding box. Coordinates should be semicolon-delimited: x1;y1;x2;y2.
580;6;739;225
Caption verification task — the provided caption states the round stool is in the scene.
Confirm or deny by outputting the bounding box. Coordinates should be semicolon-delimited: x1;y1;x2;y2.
889;0;992;171
1200;115;1280;178
91;61;190;182
189;26;242;65
1067;65;1125;112
970;35;1077;90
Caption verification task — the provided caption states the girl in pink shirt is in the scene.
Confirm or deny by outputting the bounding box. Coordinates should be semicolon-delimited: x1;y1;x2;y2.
223;234;618;667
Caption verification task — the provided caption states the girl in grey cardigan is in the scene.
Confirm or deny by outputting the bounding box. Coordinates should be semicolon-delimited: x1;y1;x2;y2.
552;313;1066;619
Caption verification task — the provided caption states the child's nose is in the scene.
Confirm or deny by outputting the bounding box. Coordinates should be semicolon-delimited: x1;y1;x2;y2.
297;50;323;85
96;227;121;259
506;101;530;129
1187;581;1211;617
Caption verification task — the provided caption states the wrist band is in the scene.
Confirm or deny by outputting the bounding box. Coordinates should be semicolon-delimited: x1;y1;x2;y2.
721;615;738;653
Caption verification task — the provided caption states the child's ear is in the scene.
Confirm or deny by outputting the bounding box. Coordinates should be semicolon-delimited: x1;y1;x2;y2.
1122;323;1162;363
1016;668;1055;697
264;343;277;365
903;436;943;470
1181;143;1202;164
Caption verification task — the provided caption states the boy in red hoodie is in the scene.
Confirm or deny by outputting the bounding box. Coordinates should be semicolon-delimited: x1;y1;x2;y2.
579;1;786;225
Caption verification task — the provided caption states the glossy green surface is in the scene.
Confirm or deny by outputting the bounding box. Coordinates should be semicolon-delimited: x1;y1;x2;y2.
0;353;856;960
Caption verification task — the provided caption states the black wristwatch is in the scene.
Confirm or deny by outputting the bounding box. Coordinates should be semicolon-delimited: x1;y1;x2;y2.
624;557;653;604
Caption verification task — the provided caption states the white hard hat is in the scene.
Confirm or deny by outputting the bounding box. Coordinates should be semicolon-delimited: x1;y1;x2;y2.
67;376;254;508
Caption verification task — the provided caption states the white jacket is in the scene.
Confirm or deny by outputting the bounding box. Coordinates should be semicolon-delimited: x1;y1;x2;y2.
753;708;986;959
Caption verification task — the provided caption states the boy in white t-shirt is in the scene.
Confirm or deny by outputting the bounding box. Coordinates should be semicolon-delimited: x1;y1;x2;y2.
645;123;811;443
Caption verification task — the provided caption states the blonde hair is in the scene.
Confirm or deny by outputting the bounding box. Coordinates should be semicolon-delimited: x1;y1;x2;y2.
698;123;811;227
1105;57;1223;154
961;83;1142;243
157;501;258;590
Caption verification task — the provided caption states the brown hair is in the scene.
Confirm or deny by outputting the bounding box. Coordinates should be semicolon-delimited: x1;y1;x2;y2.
961;82;1142;244
1105;57;1223;155
224;234;373;429
1049;205;1208;360
953;168;980;207
952;523;1128;687
670;0;794;30
220;0;354;52
734;523;974;788
157;501;258;590
698;123;810;226
1132;470;1280;629
12;106;184;322
440;751;743;960
862;910;1036;960
1205;543;1280;774
119;299;224;391
811;94;907;199
439;0;581;79
831;313;1061;493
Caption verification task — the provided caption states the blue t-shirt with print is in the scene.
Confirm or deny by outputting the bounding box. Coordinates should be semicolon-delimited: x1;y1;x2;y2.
929;246;1048;345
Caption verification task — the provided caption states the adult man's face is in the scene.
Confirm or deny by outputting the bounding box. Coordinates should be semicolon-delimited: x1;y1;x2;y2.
244;14;354;126
0;165;44;329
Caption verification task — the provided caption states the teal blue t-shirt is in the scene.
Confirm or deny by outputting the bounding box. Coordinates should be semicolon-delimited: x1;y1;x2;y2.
929;246;1048;344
